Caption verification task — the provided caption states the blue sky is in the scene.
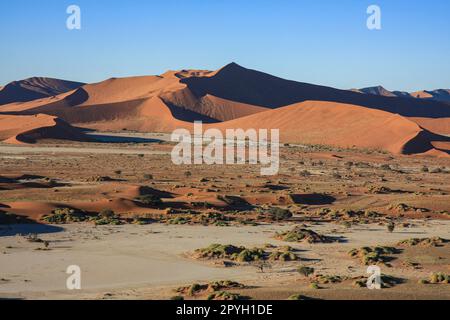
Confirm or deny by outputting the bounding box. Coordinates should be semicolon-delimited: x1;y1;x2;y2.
0;0;449;91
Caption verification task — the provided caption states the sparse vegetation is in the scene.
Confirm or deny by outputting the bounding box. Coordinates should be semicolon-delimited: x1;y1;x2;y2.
258;207;292;221
207;291;245;301
420;273;449;284
398;237;449;247
193;244;267;262
134;194;162;206
348;246;400;265
387;221;395;233
297;265;315;277
42;207;88;224
275;227;334;243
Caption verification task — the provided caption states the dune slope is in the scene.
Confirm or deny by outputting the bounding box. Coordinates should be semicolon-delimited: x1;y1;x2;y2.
0;114;89;144
182;63;450;118
211;101;450;156
0;77;84;105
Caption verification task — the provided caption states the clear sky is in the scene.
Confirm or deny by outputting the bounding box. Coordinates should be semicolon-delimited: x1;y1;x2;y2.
1;0;449;91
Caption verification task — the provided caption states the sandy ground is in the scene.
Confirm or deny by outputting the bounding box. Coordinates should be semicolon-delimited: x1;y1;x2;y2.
1;221;449;300
1;136;449;300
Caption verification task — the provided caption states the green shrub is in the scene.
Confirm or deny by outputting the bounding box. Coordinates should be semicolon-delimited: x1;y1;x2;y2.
297;265;314;277
42;207;87;224
207;291;243;301
275;227;333;243
135;194;162;206
194;244;266;262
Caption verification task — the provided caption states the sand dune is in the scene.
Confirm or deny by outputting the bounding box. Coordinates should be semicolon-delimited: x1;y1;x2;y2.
183;63;450;118
0;114;89;144
409;117;450;135
355;86;450;104
353;86;399;97
0;77;84;105
210;101;450;156
1;63;449;156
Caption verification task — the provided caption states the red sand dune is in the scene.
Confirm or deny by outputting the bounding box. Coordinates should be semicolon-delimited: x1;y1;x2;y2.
0;114;89;144
409;117;450;135
210;101;450;156
0;71;266;130
1;63;450;156
182;63;450;118
0;77;84;105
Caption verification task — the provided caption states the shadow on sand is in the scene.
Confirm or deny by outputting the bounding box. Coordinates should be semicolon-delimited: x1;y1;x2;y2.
86;133;162;144
0;224;64;237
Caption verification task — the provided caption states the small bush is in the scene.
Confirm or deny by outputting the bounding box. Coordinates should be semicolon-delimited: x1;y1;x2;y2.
297;265;314;277
135;194;162;206
42;208;87;224
387;222;395;233
275;227;333;243
348;246;400;265
207;291;244;301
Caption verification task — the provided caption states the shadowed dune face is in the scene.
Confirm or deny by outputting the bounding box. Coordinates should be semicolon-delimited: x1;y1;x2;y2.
182;63;450;118
0;77;84;105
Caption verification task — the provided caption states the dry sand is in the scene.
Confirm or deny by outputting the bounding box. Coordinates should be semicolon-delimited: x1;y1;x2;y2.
1;221;449;300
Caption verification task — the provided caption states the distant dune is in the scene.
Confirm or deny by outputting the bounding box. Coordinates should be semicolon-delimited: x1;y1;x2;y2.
354;86;450;104
182;63;450;118
211;101;450;156
0;77;84;105
1;63;449;155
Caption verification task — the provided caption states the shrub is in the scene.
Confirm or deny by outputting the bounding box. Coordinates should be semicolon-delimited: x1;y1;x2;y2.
93;209;121;225
99;209;115;218
297;265;314;277
387;222;395;233
42;208;87;224
312;274;345;284
348;246;400;265
135;194;162;206
427;272;449;284
207;291;244;301
275;227;333;243
309;283;320;289
288;294;309;300
194;244;266;262
257;207;292;221
398;237;449;247
184;171;192;177
421;166;429;172
267;246;298;261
